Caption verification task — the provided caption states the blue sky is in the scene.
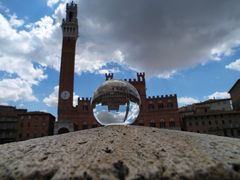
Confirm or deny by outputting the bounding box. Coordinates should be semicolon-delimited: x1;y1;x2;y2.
0;0;239;117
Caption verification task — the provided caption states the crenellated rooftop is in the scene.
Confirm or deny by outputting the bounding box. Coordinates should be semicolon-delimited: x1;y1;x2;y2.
147;94;177;100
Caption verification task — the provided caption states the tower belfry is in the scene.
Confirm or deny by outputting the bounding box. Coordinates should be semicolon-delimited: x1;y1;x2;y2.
62;1;78;38
58;1;78;122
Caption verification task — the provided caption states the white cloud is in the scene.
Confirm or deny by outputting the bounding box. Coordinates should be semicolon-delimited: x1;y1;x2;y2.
47;0;60;7
2;0;240;104
206;92;230;99
43;86;59;107
178;97;199;106
9;14;24;28
3;0;240;81
0;8;61;104
72;0;240;78
0;56;47;85
0;78;38;104
225;59;240;72
157;70;177;79
43;86;79;107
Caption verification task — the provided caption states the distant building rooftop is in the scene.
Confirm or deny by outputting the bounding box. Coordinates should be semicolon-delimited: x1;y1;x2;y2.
228;79;240;93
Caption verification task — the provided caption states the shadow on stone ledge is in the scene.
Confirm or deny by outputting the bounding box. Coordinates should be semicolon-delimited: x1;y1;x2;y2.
0;125;240;180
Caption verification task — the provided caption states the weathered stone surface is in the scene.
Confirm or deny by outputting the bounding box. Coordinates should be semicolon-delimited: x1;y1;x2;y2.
0;125;240;180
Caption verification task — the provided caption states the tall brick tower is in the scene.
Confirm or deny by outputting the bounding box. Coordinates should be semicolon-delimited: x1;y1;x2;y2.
58;1;78;121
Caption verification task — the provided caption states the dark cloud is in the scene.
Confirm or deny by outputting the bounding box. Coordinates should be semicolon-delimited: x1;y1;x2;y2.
76;0;240;76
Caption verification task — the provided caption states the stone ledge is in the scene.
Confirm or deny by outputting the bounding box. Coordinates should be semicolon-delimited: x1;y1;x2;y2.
0;125;240;180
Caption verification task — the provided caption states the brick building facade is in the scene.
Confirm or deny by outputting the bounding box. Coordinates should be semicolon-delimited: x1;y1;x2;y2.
181;111;240;137
55;2;180;134
229;79;240;111
17;112;55;141
0;105;56;144
180;91;240;138
0;106;27;144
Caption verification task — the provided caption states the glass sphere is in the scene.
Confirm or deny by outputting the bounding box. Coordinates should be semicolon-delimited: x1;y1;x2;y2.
91;80;141;125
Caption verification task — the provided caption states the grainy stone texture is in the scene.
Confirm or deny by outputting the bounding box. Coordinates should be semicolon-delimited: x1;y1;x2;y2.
0;125;240;180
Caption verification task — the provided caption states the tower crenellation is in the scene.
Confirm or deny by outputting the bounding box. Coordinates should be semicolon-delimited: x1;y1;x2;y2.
137;72;145;82
105;73;113;80
147;94;177;100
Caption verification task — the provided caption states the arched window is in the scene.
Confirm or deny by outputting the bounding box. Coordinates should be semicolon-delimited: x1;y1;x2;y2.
169;120;175;128
150;119;156;127
160;119;165;128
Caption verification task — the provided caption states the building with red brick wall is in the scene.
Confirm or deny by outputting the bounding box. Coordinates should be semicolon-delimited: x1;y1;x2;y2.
179;97;240;138
181;111;240;138
229;79;240;111
107;73;180;129
0;106;27;144
17;112;55;141
55;2;180;134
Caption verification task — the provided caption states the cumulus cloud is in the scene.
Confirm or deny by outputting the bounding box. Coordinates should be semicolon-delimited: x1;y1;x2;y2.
206;92;230;99
0;78;38;104
43;86;59;107
9;14;24;28
43;86;79;107
72;0;240;77
0;8;60;103
178;97;199;106
157;70;177;79
47;0;60;7
2;0;240;104
226;59;240;72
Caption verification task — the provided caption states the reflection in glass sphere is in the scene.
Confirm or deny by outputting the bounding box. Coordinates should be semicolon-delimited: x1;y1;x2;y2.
91;80;141;125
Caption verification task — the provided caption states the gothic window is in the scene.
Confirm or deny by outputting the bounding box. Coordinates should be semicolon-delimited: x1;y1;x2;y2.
169;121;175;128
150;120;156;127
224;129;227;136
148;104;154;110
158;103;164;109
82;124;88;129
160;120;166;128
150;123;156;127
69;12;73;22
167;103;174;108
83;105;89;112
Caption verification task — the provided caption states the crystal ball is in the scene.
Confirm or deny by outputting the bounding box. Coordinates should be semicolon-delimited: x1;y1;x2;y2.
91;79;141;125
